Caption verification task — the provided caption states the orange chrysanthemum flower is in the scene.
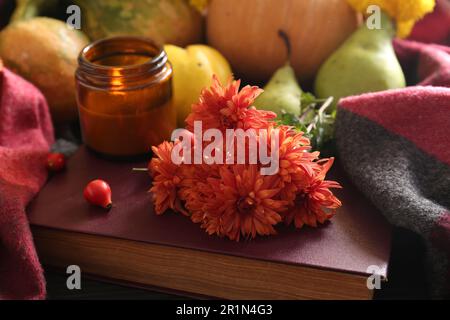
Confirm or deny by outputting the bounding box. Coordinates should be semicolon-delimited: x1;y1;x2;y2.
148;75;343;241
178;163;219;220
203;165;287;241
149;141;181;215
202;165;287;241
186;76;277;132
284;158;342;228
263;125;321;204
276;125;318;181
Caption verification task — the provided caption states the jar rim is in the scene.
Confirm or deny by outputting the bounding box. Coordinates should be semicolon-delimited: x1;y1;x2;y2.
78;36;167;76
76;36;170;89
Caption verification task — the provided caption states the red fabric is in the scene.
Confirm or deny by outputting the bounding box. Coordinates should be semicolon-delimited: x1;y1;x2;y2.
394;39;450;87
0;64;54;299
339;86;450;166
408;0;450;45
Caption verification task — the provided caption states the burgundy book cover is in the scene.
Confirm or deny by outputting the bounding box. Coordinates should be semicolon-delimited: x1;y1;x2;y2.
27;146;392;278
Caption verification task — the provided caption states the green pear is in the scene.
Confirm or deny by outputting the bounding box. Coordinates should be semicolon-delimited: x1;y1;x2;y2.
315;12;405;108
254;62;302;116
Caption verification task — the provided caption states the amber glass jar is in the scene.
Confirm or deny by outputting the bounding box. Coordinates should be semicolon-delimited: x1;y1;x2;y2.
76;36;175;157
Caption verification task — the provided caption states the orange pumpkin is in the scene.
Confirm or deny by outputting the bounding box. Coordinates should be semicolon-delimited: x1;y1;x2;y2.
207;0;358;84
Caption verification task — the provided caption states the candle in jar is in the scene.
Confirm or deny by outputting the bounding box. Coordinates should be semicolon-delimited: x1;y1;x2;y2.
75;36;176;157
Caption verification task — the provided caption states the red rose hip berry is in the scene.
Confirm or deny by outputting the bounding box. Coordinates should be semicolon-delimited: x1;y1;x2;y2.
83;179;113;210
46;152;66;172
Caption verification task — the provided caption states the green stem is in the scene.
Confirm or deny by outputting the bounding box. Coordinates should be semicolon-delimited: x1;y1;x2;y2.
306;97;333;134
278;29;291;60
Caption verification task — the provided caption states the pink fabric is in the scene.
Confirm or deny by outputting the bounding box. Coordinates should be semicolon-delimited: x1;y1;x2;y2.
0;64;54;299
408;0;450;45
394;39;450;87
339;86;450;166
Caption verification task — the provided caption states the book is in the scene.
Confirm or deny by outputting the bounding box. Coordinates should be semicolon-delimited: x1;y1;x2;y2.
28;146;392;300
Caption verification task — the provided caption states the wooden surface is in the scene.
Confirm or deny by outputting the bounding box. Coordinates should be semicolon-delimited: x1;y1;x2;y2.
33;226;373;300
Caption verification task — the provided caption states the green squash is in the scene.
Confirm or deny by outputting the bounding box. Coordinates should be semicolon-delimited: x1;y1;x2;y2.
74;0;203;46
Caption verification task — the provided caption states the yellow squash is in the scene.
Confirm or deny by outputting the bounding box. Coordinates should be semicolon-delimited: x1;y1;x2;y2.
164;44;232;127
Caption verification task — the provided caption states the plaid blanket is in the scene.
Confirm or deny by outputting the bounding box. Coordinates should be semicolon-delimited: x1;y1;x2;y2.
335;39;450;298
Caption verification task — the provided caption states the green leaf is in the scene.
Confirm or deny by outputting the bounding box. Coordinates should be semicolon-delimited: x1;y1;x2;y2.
276;93;336;151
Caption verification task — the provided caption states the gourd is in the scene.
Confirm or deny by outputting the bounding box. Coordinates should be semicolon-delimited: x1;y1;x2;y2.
0;17;89;123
